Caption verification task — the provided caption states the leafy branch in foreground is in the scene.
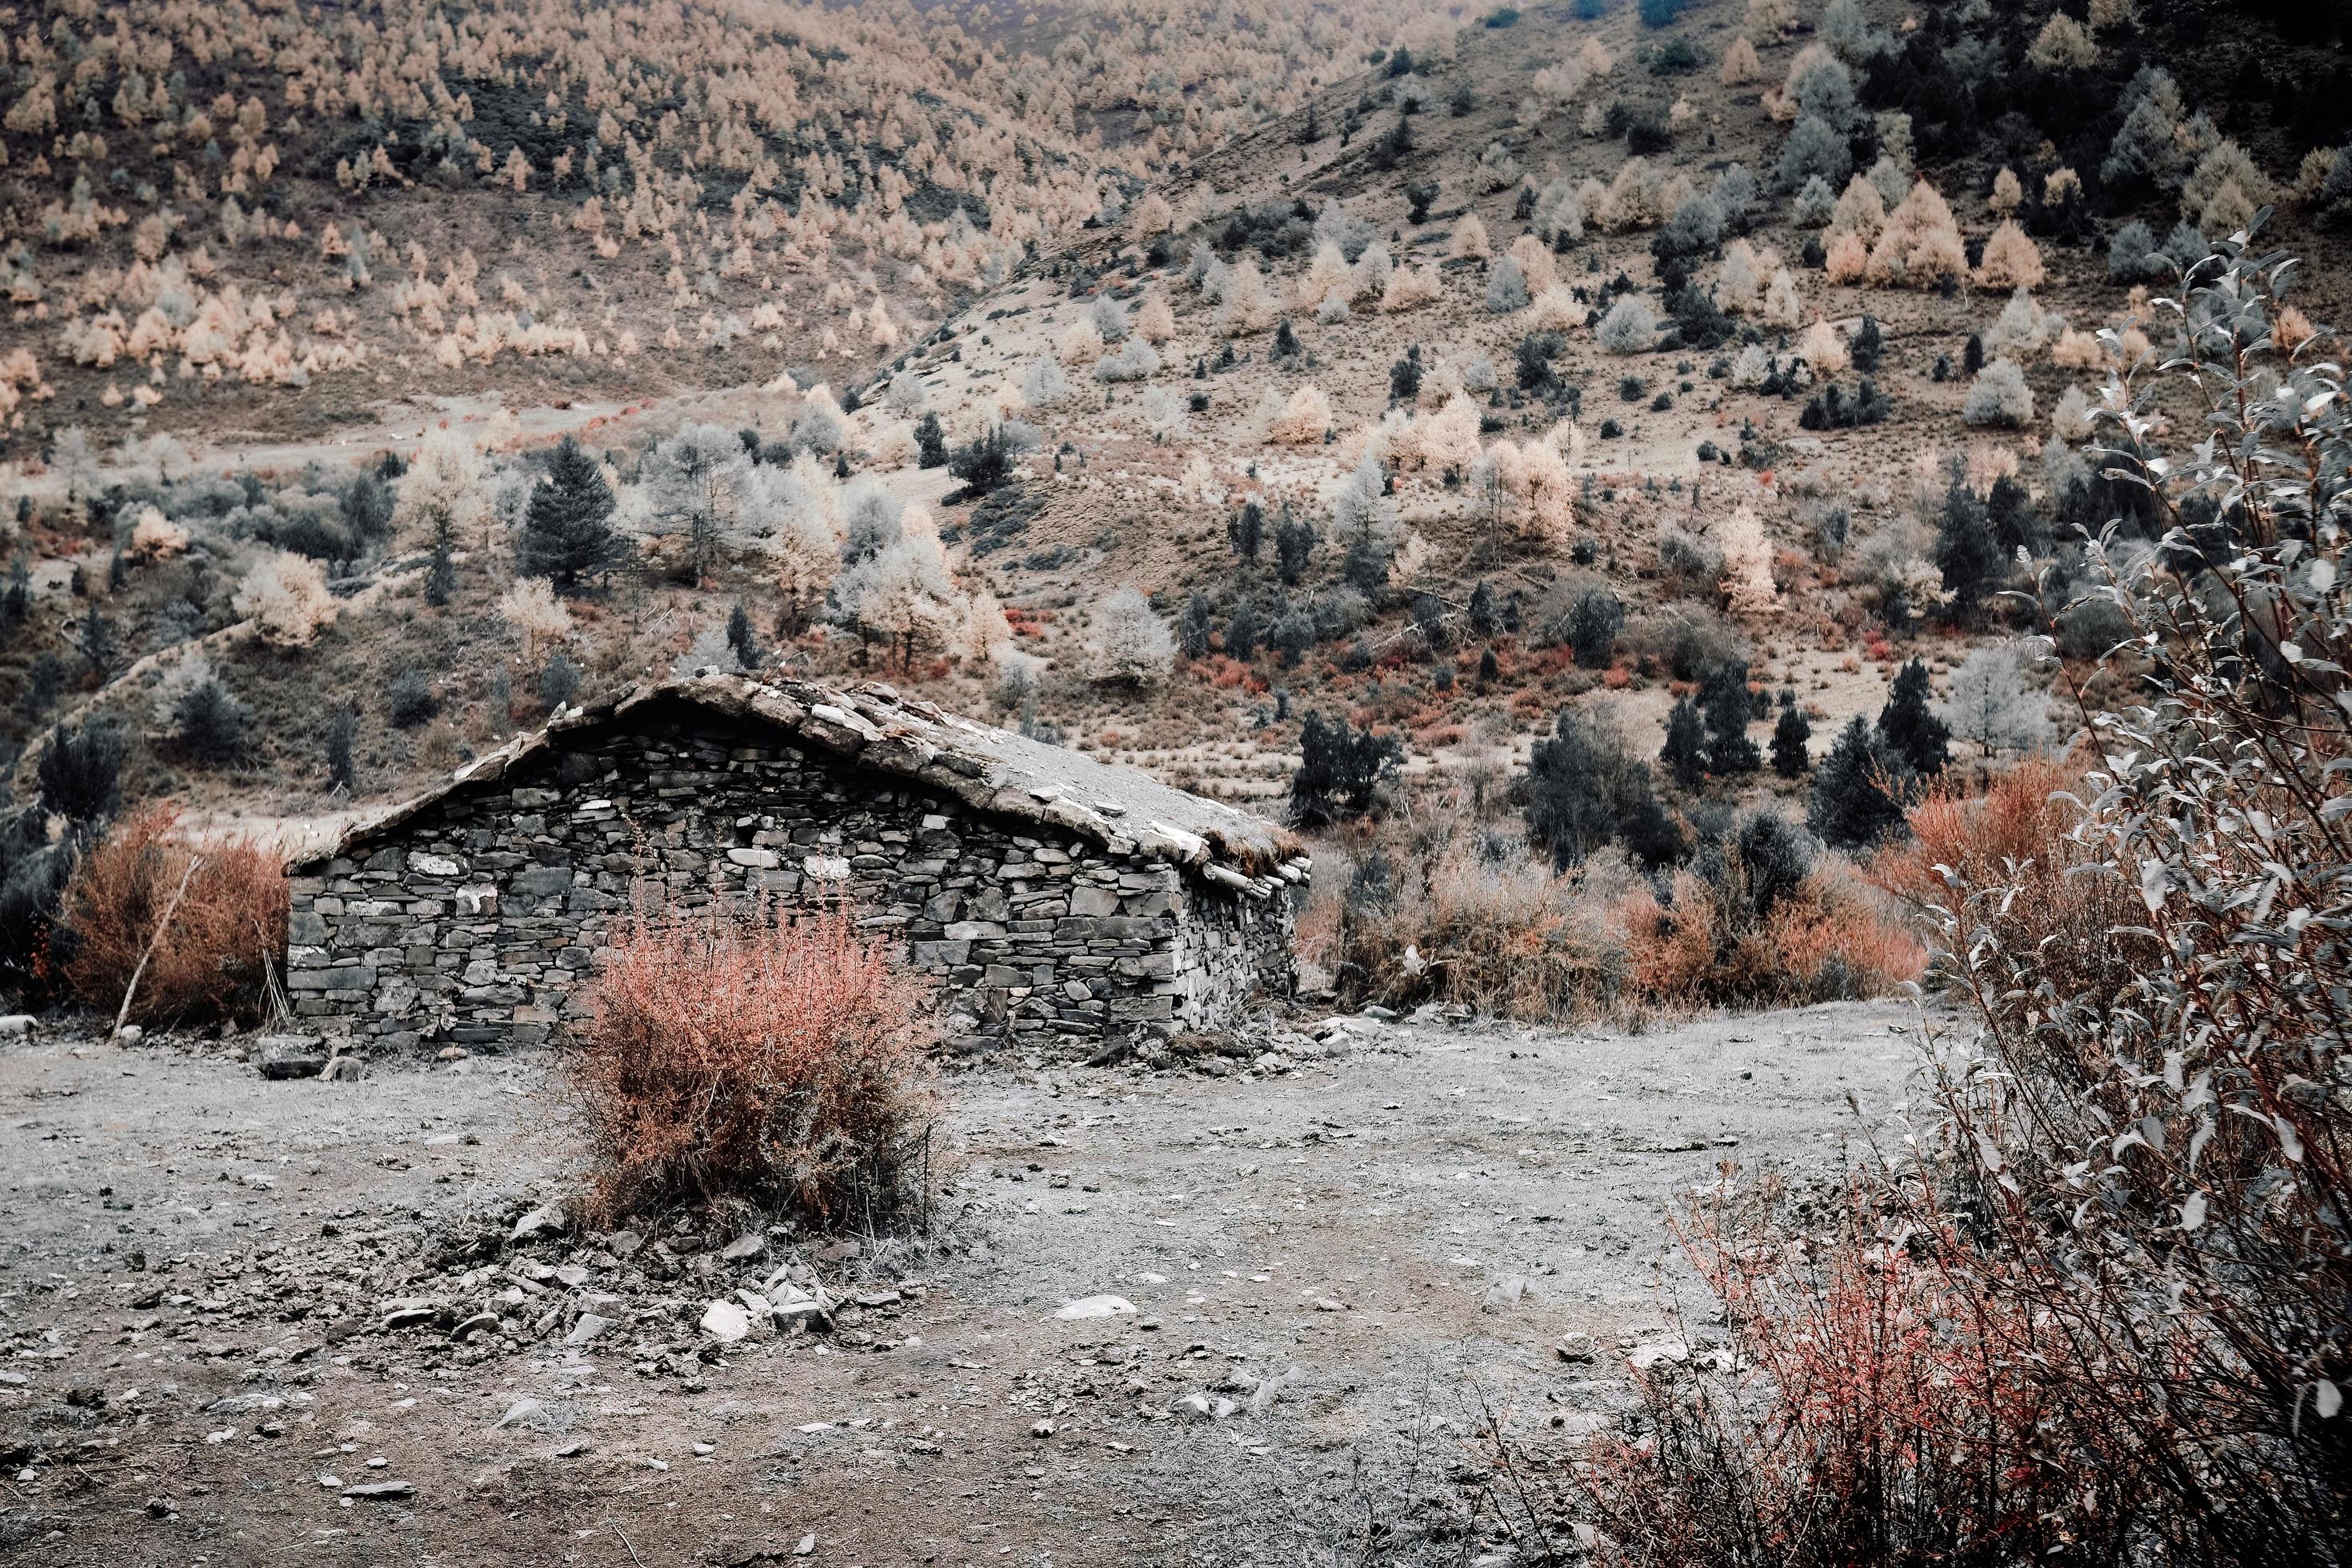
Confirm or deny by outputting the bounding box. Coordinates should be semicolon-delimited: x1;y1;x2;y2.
1522;222;2352;1566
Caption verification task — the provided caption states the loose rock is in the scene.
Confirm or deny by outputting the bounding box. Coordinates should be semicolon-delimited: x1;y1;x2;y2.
256;1037;330;1080
342;1480;414;1500
701;1298;754;1342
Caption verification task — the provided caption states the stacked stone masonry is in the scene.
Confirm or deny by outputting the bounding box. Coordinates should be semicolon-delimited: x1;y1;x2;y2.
286;696;1296;1055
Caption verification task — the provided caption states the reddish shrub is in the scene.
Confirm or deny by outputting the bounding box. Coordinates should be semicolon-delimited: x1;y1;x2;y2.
1870;758;2150;1051
1557;1183;2106;1566
59;804;288;1027
570;900;934;1223
1616;862;1921;1010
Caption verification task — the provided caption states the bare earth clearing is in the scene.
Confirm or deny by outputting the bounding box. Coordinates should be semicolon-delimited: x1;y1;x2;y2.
0;999;1924;1566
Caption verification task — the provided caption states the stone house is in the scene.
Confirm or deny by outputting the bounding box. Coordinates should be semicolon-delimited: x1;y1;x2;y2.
284;673;1306;1055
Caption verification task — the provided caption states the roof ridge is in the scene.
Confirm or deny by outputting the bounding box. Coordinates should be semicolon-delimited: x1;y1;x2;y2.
293;671;1305;880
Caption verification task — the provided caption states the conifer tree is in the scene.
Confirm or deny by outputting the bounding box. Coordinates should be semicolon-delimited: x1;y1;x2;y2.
423;529;455;606
326;705;357;794
1878;658;1951;777
1934;478;2004;620
1290;713;1401;826
914;412;948;469
1662;695;1710;788
1700;661;1761;774
174;677;248;767
518;438;624;593
1275;514;1316;586
726;602;764;670
1229;501;1264;562
1390;349;1423;405
1770;700;1813;777
1468;579;1497;637
341;472;394;550
1178;593;1213;659
1;557;29;636
73;602;114;680
1809;714;1906;848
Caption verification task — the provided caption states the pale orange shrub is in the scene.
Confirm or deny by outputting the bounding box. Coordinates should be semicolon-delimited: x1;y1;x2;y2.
571;900;934;1222
59;803;287;1026
1616;860;1921;1010
1869;758;2152;1054
1300;826;1626;1023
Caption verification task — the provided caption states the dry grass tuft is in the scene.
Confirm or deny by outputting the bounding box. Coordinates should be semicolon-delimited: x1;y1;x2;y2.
1301;806;1922;1025
59;802;287;1027
1302;823;1629;1022
1615;860;1922;1010
570;898;935;1226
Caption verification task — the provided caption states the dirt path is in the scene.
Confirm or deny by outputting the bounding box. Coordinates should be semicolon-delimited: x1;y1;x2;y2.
0;998;1930;1566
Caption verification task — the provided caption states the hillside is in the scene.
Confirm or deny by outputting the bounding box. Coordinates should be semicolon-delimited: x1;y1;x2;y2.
0;0;1438;449
5;0;2352;991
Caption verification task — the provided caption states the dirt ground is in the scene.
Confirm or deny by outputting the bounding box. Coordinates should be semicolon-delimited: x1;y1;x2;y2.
0;998;1930;1566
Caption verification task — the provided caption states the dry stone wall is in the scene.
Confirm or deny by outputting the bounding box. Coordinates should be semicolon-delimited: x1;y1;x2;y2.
286;698;1294;1055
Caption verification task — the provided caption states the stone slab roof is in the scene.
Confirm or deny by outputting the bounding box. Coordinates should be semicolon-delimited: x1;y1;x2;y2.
295;671;1308;886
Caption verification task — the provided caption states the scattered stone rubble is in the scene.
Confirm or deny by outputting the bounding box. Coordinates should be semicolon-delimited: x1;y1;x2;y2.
284;674;1308;1058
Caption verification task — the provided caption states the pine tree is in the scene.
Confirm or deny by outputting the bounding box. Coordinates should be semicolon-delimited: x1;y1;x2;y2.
1566;587;1624;668
423;523;455;606
1771;702;1813;777
16;652;62;723
518;437;624;592
1177;593;1213;658
1700;661;1761;774
1;556;29;635
1526;708;1685;870
1934;479;2004;620
726;602;764;670
174;677;249;766
326;705;358;793
38;719;125;825
1274;514;1316;586
1850;314;1884;372
70;602;113;681
1662;696;1710;788
1808;714;1906;849
341;471;394;549
914;412;948;469
1468;579;1496;636
1986;474;2040;556
1229;501;1264;562
1290;713;1401;826
1878;658;1951;777
1221;602;1258;661
1390;348;1423;405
